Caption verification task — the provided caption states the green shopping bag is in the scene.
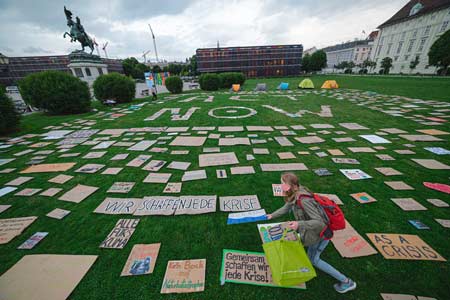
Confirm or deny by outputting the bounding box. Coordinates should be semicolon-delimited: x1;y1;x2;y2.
262;229;316;286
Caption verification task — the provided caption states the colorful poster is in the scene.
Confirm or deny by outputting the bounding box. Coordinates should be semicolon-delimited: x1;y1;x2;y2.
121;243;161;276
257;222;298;243
227;209;267;225
99;219;139;249
161;259;206;294
339;169;372;180
350;192;377;204
18;232;48;249
145;72;154;88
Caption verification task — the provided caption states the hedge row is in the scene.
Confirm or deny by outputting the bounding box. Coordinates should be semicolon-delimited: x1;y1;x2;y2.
0;90;20;135
199;72;246;91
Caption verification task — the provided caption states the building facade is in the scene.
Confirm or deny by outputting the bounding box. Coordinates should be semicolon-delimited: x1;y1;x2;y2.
0;54;124;86
371;0;450;74
322;39;374;72
196;44;303;78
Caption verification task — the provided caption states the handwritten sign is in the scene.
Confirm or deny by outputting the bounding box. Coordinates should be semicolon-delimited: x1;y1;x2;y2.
0;216;37;244
94;198;142;214
99;219;139;249
121;243;161;276
174;195;217;215
331;220;377;258
161;259;206;294
220;195;260;212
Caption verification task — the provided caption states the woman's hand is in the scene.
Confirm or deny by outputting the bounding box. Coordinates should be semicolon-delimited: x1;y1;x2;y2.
287;221;299;231
266;214;272;220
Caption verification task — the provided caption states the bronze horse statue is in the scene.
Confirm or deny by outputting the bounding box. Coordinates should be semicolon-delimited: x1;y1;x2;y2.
63;6;94;54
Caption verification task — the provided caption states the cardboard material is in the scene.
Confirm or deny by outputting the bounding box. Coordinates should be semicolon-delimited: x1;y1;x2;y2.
102;167;123;175
328;149;344;156
182;170;207;181
260;163;308;172
272;184;286;197
348;147;376;153
219;138;251;146
170;136;207;146
167;161;191;170
376;154;395;161
220;195;261;212
20;163;76;173
0;216;37;244
199;152;239;167
0;205;12;214
163;182;182;193
435;219;450;228
128;140;156;151
399;134;442;142
0;254;97;300
107;182;135;193
230;166;255;175
359;135;391;144
423;182;450;194
391;198;427;211
126;155;152;167
340;169;372;180
59;184;99;203
426;198;449;207
94;198;142;214
381;294;417;300
350;192;377;204
416;129;449;135
366;233;446;261
100;219;139;249
227;209;267;224
385;181;414;190
332;157;360;164
161;259;206;294
83;151;106;159
48;174;73;184
143;173;172;183
142;160;166;171
75;164;105;173
274;136;293;146
277;152;296;159
339;123;369;130
331;220;378;258
295;136;325;144
121;243;161;276
411;159;450;170
375;167;402;176
14;188;42;196
134;196;179;215
174;195;217;215
18;232;48;249
220;249;305;289
40;188;62;197
216;169;227;178
5;177;33;186
46;208;71;219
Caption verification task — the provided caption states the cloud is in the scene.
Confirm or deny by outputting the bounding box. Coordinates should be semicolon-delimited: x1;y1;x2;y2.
0;0;407;61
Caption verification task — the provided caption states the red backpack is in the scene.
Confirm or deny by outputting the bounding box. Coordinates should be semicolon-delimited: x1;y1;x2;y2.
297;193;346;238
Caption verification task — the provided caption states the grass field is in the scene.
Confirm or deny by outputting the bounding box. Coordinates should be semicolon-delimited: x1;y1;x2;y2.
0;75;449;300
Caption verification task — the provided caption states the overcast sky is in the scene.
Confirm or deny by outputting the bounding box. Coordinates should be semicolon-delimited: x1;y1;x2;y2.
0;0;407;62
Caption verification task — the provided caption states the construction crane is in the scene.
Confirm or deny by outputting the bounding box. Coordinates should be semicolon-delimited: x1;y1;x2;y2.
93;38;101;56
148;24;159;63
142;50;151;63
102;42;109;58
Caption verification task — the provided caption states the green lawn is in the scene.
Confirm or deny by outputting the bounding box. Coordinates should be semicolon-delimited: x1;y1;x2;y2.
0;76;449;300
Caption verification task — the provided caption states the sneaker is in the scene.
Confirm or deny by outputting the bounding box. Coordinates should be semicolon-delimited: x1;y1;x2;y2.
334;279;357;294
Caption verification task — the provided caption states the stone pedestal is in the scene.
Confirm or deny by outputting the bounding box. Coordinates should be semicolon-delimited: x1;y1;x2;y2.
68;51;107;86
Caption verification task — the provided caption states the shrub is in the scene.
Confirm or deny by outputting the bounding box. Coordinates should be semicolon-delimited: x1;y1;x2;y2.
0;91;20;135
199;73;220;91
218;72;246;88
19;70;91;115
165;76;183;94
93;73;136;104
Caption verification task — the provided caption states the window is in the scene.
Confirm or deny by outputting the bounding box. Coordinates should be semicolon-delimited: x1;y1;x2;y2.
404;55;409;61
85;68;91;77
394;56;399;61
377;45;382;56
354;54;358;60
396;41;403;54
401;32;406;40
74;68;83;77
424;25;431;36
387;43;392;55
440;21;449;32
412;30;418;38
380;36;385;44
97;67;103;75
407;39;415;52
418;38;427;52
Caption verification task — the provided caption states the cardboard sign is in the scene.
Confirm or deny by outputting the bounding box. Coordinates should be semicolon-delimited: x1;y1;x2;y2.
143;173;172;183
220;195;260;212
182;170;207;181
411;159;450;170
199;152;239;167
14;188;42;196
0;254;97;300
83;151;106;159
107;182;135;193
257;222;298;243
0;205;11;214
359;135;391;144
161;259;206;294
167;161;191;170
272;184;286;197
260;163;308;172
100;219;139;249
230;166;255;175
59;184;98;203
426;198;449;207
399;134;442;142
163;182;182;193
295;136;325;144
340;169;372;180
0;216;37;244
20;163;76;173
274;136;293;146
94;198;142;214
331;220;377;258
381;294;417;300
220;249;305;289
366;233;446;261
46;208;71;219
142;160;166;171
219;138;251;146
391;198;427;211
75;164;105;173
48;174;73;184
5;176;33;186
339;122;369;130
435;219;450;228
174;195;217;215
350;192;377;204
121;243;161;276
227;209;267;225
375;167;402;176
134;196;179;215
18;232;48;249
0;187;17;197
128;140;156;151
40;188;62;197
170;136;207;146
126;155;152;167
385;181;414;190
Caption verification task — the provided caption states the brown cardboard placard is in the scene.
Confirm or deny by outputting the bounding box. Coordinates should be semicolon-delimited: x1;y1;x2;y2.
411;159;450;170
230;166;255;175
272;184;286;197
161;259;206;294
219;138;251;146
331;158;360;164
126;155;152;167
385;181;414;190
295;136;325;144
380;293;417;300
163;182;182;193
174;195;217;215
327;149;344;156
331;220;377;258
121;243;161;276
0;254;97;300
39;188;62;197
350;192;377;204
0;216;37;244
14;188;42;196
219;195;260;212
391;198;427;211
434;219;450;228
277;152;296;159
46;208;71;219
366;233;445;261
0;205;12;214
75;164;105;173
416;129;449;136
167;161;191;171
134;196;178;215
99;219;139;249
143;173;172;183
107;182;135;193
399;134;442;142
348;147;376;153
375;167;403;176
426;198;449;207
58;184;98;203
170;136;207;146
20;163;76;174
102;167;123;175
5;176;33;186
142;160;166;171
48;174;73;184
83;151;106;159
260;163;308;172
94;198;142;214
376;154;395;161
339;122;369;130
182;170;207;181
199;152;239;167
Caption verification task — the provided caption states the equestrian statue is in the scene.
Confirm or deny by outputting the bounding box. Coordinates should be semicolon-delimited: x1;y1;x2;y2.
63;6;94;54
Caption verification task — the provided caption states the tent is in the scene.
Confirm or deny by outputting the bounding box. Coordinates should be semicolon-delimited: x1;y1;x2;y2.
231;84;241;92
278;82;289;90
299;78;314;89
254;83;267;91
321;80;339;89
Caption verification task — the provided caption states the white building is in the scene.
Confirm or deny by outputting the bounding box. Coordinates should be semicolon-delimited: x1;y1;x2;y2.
322;40;373;73
303;47;317;56
371;0;450;74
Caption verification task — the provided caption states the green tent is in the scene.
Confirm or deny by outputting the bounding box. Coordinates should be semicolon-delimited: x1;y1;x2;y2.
299;78;314;89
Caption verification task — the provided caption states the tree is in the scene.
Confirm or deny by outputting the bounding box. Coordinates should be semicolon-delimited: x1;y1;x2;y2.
409;56;420;74
187;55;198;75
428;29;450;75
335;61;349;71
302;53;311;73
310;50;327;72
362;59;376;73
152;65;162;73
122;57;140;77
380;57;393;74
